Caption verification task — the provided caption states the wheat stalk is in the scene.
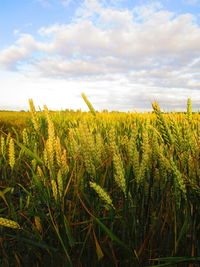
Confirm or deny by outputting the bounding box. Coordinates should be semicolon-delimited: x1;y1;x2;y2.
89;181;115;210
0;217;21;229
9;138;15;169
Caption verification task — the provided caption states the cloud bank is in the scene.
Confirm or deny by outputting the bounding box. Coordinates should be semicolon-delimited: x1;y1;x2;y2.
0;0;200;111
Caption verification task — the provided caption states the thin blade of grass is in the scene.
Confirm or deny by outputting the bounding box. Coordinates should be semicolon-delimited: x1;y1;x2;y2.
7;234;58;252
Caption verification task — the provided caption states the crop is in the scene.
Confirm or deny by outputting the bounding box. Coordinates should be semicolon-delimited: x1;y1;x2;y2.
0;97;199;266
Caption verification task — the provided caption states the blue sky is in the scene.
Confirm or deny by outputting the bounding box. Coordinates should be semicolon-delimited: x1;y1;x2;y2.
0;0;200;111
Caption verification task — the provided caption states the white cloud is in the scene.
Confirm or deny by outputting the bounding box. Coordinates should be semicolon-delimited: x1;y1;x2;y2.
132;1;163;21
81;0;102;13
32;10;200;80
0;0;200;110
0;34;38;70
1;70;199;111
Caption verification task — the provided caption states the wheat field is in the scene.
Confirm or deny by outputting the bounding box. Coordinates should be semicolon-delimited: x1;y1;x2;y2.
0;96;199;266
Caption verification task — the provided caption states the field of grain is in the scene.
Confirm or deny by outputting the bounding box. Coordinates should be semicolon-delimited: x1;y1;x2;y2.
0;97;199;266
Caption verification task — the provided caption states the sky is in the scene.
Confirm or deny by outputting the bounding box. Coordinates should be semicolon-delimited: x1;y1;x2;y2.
0;0;200;112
